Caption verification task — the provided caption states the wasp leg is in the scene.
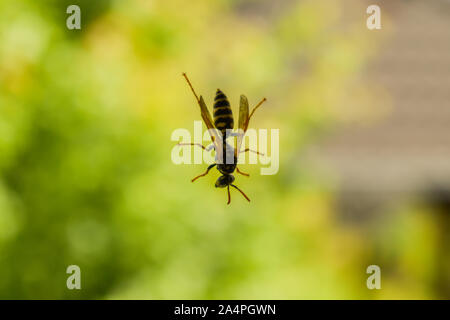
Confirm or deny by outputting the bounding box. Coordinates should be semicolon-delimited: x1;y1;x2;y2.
239;148;265;156
236;167;249;177
192;163;216;182
182;72;200;102
176;142;215;151
177;142;207;150
248;97;266;122
231;184;250;202
227;185;231;205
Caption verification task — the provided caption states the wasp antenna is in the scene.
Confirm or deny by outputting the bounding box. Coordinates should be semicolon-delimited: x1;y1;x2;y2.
227;185;231;205
231;184;250;202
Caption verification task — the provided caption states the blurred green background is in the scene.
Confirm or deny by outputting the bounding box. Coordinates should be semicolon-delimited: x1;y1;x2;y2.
0;0;449;299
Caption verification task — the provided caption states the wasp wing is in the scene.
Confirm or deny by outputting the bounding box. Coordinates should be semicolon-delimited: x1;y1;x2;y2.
199;96;220;144
235;94;250;157
199;96;222;159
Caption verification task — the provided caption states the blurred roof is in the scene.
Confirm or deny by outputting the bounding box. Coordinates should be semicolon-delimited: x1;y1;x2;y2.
318;0;450;192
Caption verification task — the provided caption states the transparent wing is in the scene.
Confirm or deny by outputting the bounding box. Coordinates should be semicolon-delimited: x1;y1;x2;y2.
199;96;222;160
235;94;249;157
199;96;219;142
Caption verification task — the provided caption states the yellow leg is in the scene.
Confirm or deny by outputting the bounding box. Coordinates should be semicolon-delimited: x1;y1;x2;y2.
240;148;264;156
182;72;200;102
192;164;216;182
231;184;250;202
177;142;206;150
236;167;249;177
248;97;266;122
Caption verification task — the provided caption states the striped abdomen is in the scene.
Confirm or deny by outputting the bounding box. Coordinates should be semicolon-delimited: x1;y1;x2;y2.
213;89;234;137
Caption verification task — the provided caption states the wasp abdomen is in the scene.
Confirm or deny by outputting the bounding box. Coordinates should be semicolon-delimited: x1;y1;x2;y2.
213;89;234;136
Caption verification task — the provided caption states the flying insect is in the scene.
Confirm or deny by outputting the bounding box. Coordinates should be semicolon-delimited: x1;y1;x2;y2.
177;73;266;204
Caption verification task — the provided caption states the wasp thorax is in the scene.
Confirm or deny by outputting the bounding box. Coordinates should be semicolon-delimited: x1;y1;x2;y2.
215;174;235;188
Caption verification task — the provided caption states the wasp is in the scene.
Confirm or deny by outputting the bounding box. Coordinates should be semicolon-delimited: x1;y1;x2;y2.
177;73;266;204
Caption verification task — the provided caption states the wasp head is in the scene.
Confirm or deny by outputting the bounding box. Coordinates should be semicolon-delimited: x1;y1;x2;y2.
215;174;235;188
